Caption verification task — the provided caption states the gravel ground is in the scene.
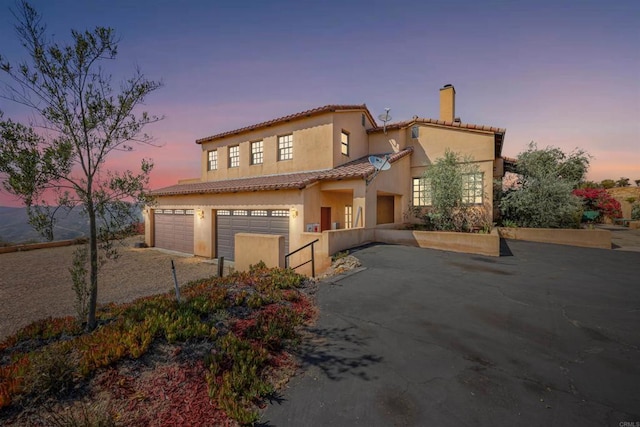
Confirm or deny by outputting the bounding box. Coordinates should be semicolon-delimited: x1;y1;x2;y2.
0;237;219;340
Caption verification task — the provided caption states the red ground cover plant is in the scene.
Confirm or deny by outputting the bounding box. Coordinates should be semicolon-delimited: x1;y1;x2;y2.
573;188;622;220
0;264;315;426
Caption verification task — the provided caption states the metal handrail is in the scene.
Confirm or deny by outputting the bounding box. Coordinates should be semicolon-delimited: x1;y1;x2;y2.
285;238;319;277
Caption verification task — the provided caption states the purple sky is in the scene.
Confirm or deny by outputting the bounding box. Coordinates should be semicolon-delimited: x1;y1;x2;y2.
1;0;638;206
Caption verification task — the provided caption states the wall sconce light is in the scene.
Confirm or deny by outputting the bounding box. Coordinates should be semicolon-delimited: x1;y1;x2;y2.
197;209;205;219
290;208;298;218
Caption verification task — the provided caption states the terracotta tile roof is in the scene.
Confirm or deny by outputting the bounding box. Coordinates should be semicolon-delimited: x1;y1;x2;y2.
368;117;506;135
502;156;518;173
196;104;377;144
151;147;413;196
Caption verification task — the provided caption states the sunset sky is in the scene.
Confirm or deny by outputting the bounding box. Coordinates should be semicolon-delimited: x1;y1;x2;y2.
0;0;638;207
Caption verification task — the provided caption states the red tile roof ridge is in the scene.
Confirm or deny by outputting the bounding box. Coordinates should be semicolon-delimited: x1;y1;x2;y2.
196;104;376;144
368;117;506;134
151;147;413;196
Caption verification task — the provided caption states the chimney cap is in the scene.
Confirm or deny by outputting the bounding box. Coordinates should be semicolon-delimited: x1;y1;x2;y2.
441;83;455;90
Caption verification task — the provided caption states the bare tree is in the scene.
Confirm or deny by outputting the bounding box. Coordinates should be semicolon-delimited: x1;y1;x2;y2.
0;2;162;330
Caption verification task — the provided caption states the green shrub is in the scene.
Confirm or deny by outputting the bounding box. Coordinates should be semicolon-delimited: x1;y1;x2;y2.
23;342;77;399
500;143;588;228
632;202;640;220
206;333;272;424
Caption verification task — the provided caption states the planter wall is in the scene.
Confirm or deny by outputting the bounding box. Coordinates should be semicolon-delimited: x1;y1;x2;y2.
374;228;500;257
497;227;611;249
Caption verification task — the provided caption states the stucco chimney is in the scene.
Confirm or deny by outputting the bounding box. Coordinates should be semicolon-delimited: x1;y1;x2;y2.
439;84;456;122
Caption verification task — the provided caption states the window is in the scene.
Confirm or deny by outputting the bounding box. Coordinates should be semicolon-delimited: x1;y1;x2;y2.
251;210;268;216
278;134;293;161
361;114;365;127
411;125;419;139
250;140;263;165
341;131;349;156
412;177;431;206
272;210;290;217
345;205;353;229
462;173;483;204
228;145;239;168
207;150;218;171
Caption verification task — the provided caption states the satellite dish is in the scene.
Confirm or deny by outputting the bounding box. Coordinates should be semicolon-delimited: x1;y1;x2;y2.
366;155;391;186
377;108;392;134
368;155;391;171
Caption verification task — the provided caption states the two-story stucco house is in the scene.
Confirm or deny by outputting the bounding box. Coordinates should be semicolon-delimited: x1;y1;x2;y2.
145;85;507;264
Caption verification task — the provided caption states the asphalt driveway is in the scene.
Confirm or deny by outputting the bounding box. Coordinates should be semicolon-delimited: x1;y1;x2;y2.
261;240;640;427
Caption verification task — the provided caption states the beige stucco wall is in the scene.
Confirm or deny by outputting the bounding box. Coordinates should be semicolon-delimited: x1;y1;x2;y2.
332;111;373;166
374;228;500;257
200;114;334;181
234;233;285;272
409;125;495;170
199;110;375;183
368;128;406;155
498;227;611;249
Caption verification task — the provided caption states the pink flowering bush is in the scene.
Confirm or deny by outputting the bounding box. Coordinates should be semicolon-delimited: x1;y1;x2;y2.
573;188;622;220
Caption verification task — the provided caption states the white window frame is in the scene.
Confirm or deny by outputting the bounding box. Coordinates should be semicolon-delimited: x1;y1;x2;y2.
341;131;350;156
207;150;218;171
229;145;240;168
345;205;353;229
278;134;293;161
412;177;431;207
462;172;484;205
251;140;263;165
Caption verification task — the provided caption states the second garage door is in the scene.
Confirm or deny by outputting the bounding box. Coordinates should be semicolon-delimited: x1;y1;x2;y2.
217;209;289;261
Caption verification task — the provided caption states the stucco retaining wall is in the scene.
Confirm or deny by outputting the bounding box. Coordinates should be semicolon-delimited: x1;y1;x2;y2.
374;228;500;257
234;233;285;272
497;227;611;249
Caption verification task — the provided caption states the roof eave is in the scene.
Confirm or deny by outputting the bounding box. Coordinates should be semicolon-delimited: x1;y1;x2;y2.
196;104;375;144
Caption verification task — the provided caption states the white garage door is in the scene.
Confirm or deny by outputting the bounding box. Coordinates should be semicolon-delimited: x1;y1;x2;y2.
217;209;289;261
154;209;194;254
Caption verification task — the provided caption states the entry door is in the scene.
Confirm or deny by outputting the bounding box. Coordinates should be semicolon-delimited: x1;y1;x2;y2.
321;207;331;231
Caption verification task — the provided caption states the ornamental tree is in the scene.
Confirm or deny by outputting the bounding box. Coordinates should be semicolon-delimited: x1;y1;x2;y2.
0;2;162;330
416;149;491;232
499;142;589;228
572;188;622;220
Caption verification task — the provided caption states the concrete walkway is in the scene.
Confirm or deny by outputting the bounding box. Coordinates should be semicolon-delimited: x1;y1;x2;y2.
600;224;640;252
261;240;640;426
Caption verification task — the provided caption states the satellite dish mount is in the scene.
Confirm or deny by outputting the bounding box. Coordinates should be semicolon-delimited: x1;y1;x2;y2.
378;108;392;134
366;155;391;186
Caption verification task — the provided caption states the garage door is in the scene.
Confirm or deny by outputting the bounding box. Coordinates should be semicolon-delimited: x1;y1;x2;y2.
217;209;289;261
154;209;194;254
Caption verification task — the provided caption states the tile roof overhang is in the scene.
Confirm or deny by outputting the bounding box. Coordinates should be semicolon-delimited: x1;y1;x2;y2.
369;117;507;158
151;147;413;197
196;104;378;144
502;156;518;173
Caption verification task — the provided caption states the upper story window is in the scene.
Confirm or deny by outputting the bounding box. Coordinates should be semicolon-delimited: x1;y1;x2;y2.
228;145;240;168
251;140;263;165
361;114;365;127
341;131;350;156
462;172;484;204
207;150;218;171
278;134;293;161
411;125;419;139
412;177;431;206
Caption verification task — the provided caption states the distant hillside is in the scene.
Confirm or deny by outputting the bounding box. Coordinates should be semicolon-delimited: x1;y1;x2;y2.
0;206;90;244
